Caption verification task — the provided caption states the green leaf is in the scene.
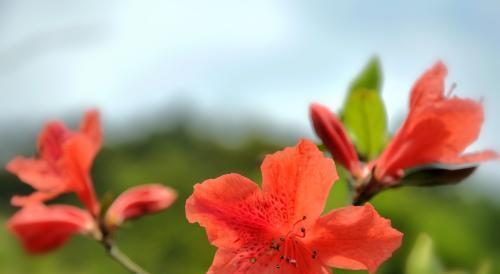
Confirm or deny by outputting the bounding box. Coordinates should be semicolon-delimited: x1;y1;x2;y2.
349;57;382;93
342;89;388;159
400;164;477;187
341;57;388;160
406;234;443;274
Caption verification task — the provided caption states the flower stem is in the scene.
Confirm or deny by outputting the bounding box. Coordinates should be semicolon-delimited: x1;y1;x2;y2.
102;240;152;274
351;176;388;206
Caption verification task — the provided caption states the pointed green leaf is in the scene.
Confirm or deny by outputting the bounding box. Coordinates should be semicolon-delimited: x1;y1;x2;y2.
349;57;382;93
342;88;388;159
406;234;443;274
341;57;388;160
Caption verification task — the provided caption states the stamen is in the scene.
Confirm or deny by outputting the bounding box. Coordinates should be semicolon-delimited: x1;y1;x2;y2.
298;227;306;238
270;240;280;250
291;216;307;230
271;216;314;268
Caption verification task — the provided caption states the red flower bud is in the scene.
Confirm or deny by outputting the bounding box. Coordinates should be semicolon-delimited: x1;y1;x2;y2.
310;103;362;177
106;184;177;228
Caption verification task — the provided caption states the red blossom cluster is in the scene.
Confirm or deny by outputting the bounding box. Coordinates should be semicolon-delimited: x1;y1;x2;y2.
6;110;177;253
311;62;498;204
4;61;497;274
185;62;497;273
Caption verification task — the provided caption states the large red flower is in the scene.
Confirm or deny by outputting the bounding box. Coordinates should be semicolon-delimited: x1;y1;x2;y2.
374;62;498;182
186;140;402;274
6;110;101;215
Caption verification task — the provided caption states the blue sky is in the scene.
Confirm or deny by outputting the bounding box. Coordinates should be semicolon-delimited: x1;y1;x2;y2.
0;0;498;186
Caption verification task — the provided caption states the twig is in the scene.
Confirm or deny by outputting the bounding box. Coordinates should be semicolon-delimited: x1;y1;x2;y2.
101;239;152;274
352;175;388;206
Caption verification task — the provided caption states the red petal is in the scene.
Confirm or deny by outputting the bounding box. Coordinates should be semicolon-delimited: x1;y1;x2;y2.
207;249;277;274
306;204;403;273
62;135;100;215
79;109;102;155
409;61;447;109
37;122;71;163
106;184;177;227
6;156;71;207
376;97;488;181
11;190;64;207
310;103;361;176
186;173;272;249
207;249;331;274
6;157;65;193
7;204;95;254
261;139;338;228
6;123;71;205
443;150;499;164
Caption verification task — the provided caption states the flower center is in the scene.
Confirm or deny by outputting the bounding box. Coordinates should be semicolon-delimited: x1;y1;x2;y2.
268;216;319;269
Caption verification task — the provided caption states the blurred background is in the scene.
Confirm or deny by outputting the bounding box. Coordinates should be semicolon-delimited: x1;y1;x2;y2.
0;1;499;273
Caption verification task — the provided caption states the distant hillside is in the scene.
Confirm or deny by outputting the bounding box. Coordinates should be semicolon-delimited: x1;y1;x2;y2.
1;125;498;274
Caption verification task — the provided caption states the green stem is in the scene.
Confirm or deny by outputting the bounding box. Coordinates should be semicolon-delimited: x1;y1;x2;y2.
102;241;152;274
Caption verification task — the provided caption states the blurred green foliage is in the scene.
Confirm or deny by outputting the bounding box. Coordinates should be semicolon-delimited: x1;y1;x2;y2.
406;234;492;274
406;234;446;274
0;125;498;274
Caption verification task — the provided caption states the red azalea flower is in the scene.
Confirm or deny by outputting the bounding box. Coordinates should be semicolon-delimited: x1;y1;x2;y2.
186;140;402;274
6;110;101;215
311;62;498;185
6;110;177;254
374;62;498;182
